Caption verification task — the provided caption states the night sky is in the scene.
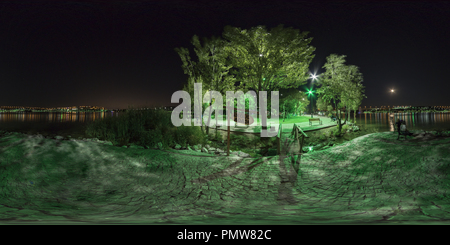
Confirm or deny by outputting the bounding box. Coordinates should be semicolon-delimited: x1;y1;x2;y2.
1;0;449;109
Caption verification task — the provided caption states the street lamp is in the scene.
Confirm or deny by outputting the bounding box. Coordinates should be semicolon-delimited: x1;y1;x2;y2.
307;74;318;118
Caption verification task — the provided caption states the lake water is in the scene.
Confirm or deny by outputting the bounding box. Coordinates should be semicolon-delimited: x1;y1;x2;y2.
0;112;123;138
352;112;450;132
0;111;449;139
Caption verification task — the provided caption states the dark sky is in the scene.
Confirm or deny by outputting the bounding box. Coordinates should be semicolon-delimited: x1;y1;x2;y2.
1;0;449;109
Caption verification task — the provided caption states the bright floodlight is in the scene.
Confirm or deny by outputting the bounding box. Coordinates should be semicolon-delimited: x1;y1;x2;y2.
391;89;394;92
310;74;317;80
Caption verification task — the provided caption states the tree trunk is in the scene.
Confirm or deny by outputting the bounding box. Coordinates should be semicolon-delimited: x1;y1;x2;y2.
348;106;351;122
197;91;204;133
206;91;212;136
337;118;342;134
215;111;219;140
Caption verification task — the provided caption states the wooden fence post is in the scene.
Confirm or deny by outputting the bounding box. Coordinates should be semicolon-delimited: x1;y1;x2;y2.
277;124;282;155
227;107;231;156
227;125;230;156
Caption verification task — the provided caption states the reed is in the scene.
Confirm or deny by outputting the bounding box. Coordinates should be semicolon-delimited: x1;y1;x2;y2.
85;105;206;148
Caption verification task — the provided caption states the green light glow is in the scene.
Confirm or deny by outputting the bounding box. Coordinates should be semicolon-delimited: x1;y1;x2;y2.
306;88;315;97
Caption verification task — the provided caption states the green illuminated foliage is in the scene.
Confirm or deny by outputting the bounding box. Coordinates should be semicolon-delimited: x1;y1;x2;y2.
279;88;309;120
222;24;315;98
317;54;366;134
342;124;349;132
316;96;329;113
319;133;327;141
86;108;207;149
176;34;236;135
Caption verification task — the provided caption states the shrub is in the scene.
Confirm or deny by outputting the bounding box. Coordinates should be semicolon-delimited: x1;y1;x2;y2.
230;134;251;149
175;125;205;147
333;128;341;136
85;108;207;148
319;133;327;141
342;124;349;132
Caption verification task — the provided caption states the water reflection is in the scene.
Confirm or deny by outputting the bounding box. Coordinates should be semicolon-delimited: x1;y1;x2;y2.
0;111;124;138
1;111;449;137
353;112;450;132
0;111;121;124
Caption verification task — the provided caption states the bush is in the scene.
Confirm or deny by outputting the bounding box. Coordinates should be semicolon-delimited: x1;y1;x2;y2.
319;133;327;141
230;134;252;149
175;125;206;147
342;124;349;132
333;128;341;137
85;108;206;148
139;130;162;148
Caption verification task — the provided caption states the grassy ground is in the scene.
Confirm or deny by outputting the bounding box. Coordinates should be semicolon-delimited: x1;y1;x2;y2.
1;128;450;224
278;115;311;124
211;115;311;124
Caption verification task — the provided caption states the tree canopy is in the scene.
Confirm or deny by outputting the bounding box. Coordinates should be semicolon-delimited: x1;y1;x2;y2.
222;25;315;97
317;54;365;133
278;88;309;120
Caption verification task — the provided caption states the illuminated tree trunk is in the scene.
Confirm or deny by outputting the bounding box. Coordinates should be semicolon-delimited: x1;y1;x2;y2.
348;105;351;122
206;91;212;136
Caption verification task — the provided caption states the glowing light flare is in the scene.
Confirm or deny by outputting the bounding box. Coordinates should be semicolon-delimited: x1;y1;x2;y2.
306;88;315;97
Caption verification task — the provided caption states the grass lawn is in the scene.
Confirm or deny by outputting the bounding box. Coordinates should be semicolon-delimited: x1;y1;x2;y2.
210;115;312;124
277;116;311;124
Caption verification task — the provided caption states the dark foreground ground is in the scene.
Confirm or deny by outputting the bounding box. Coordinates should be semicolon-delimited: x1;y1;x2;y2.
1;130;450;225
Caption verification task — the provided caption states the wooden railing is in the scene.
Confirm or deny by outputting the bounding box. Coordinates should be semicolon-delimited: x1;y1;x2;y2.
291;123;308;153
277;123;283;155
277;123;309;156
290;123;309;172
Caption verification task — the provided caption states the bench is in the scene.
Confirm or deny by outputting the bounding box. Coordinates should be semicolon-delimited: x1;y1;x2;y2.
309;118;322;126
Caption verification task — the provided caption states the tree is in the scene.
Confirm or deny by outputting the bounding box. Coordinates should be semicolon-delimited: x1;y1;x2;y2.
191;35;235;135
296;98;310;116
222;25;315;117
349;82;366;124
174;46;205;131
175;35;235;135
316;96;329;115
327;105;334;116
317;54;347;133
278;88;309;121
317;54;365;134
340;65;364;122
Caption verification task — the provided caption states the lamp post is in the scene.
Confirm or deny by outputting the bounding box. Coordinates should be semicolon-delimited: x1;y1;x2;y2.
307;74;318;118
308;90;314;118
